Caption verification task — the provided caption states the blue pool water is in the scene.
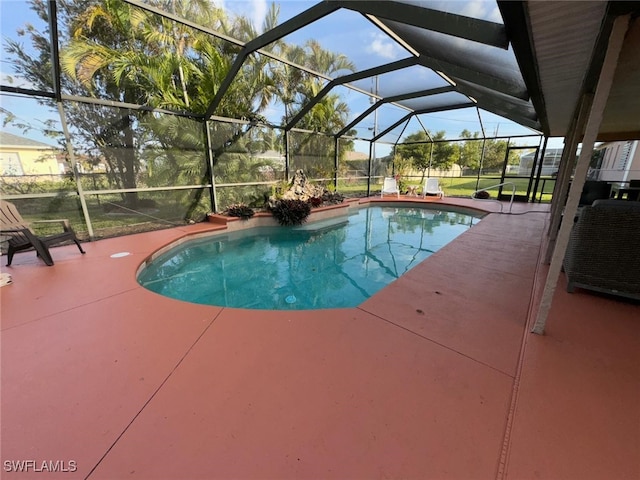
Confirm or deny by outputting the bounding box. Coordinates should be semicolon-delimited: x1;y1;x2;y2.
138;206;482;310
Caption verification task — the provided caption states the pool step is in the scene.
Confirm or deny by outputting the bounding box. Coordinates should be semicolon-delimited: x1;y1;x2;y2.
291;215;349;233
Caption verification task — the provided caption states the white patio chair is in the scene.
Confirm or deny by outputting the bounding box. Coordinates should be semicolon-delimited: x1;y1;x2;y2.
422;178;444;199
380;177;400;198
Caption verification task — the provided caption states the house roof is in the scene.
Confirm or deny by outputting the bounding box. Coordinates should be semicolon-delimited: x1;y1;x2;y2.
344;151;369;162
0;131;56;149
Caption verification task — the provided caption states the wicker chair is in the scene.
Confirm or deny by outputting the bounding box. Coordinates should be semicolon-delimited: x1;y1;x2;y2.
563;199;640;299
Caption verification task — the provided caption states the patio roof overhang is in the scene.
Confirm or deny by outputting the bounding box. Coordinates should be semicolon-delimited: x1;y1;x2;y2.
504;1;640;142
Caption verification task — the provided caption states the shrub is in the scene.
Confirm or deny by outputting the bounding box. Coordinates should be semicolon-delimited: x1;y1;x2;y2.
322;191;345;205
269;199;311;226
270;180;290;200
309;196;323;208
225;203;255;219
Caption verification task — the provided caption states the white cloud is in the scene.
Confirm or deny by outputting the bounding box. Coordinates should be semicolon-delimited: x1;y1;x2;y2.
460;0;486;19
460;0;503;22
210;0;226;11
486;5;503;23
366;32;401;60
250;0;268;34
216;0;268;33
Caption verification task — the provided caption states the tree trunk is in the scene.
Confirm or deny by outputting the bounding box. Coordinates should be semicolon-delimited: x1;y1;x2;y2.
121;114;139;208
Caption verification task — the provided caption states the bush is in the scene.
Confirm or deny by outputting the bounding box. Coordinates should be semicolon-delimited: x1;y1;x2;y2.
225;203;255;219
269;199;311;226
309;196;323;208
322;191;345;205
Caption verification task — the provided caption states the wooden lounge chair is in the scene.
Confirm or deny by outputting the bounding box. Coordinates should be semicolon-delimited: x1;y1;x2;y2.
380;177;400;198
0;200;85;266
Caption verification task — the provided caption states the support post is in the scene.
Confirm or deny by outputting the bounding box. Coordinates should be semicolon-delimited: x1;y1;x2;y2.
367;141;373;197
203;120;217;213
532;14;630;335
48;0;94;238
334;136;339;191
285;130;290;181
531;136;548;202
543;95;592;263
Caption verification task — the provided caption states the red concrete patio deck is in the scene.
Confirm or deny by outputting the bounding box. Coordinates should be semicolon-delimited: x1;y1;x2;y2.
1;197;638;480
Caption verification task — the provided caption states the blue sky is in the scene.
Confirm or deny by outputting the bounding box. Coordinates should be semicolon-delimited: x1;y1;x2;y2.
0;0;563;152
1;0;61;145
217;0;549;151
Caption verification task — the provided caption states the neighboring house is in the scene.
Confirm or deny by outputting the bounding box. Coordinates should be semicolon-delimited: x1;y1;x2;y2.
593;140;640;183
425;164;463;178
344;151;369;162
0;131;65;176
254;149;286;181
518;148;566;176
344;151;369;177
254;149;285;167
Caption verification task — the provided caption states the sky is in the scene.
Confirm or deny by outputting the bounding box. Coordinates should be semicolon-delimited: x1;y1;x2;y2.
208;0;558;151
0;0;564;152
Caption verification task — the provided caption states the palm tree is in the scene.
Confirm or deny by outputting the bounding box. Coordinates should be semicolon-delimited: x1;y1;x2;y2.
269;44;308;124
7;0;358;214
60;0;163;207
59;0;278;212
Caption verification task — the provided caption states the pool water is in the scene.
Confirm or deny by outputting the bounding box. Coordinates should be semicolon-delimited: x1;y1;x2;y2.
138;206;482;310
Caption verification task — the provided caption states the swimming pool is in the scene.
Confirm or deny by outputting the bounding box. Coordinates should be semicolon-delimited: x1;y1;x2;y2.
138;205;482;309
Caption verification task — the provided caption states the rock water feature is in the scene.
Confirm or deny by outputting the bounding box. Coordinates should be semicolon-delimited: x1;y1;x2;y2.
267;170;344;226
274;169;325;204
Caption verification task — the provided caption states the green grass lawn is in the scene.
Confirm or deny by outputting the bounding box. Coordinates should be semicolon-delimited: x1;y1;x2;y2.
339;176;556;203
440;176;555;202
11;175;555;243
